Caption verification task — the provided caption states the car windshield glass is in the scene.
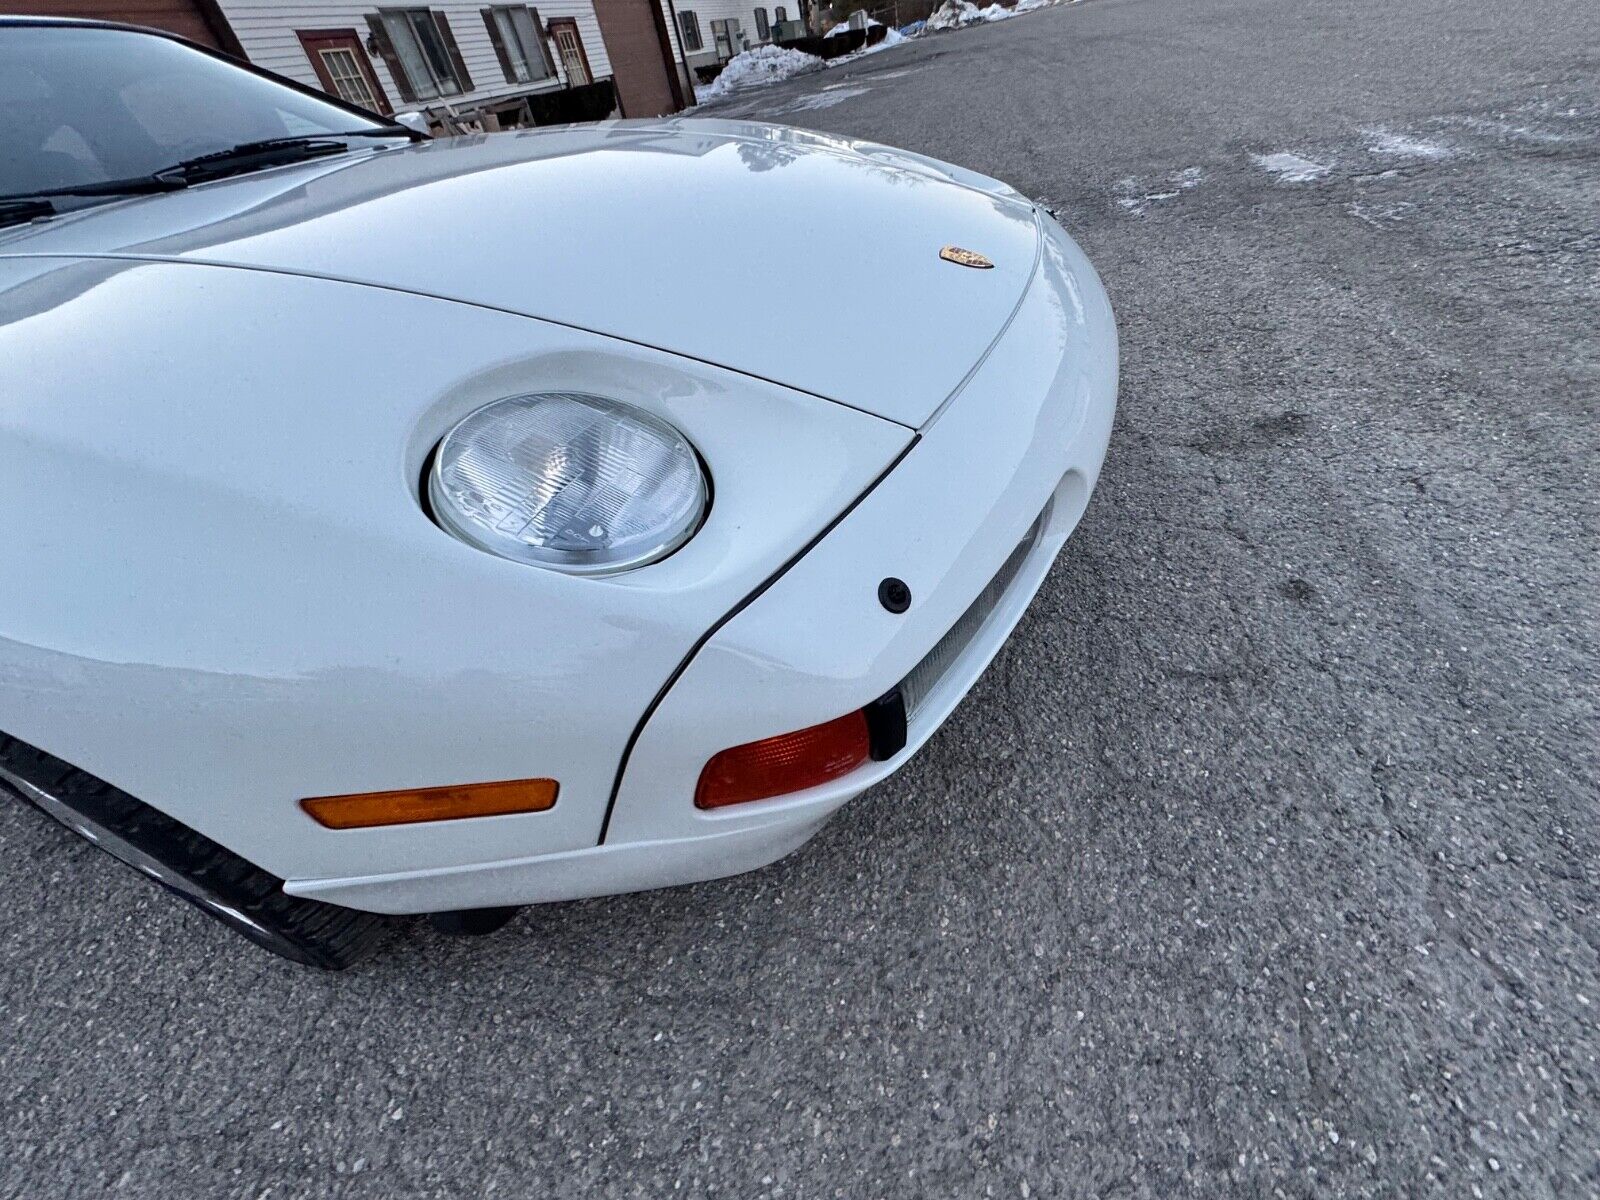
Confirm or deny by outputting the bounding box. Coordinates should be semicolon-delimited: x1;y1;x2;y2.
0;26;396;201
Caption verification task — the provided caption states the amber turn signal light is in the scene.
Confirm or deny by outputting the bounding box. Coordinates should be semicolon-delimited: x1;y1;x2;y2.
695;711;871;810
301;778;559;829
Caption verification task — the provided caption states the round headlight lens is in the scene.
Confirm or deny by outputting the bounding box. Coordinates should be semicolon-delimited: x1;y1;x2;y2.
428;392;707;574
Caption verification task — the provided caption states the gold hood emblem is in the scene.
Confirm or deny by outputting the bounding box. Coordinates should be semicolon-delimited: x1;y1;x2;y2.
939;245;995;269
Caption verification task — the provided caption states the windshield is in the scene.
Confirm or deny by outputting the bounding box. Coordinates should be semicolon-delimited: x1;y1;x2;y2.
0;26;394;200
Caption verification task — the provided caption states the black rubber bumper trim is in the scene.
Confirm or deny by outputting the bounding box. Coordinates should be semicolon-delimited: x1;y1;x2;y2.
863;689;908;762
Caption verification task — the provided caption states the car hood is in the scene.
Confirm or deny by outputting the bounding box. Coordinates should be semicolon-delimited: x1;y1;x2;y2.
0;120;1041;428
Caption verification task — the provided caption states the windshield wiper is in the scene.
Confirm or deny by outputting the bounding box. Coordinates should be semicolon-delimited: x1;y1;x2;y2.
0;198;58;229
2;176;190;202
2;128;416;204
155;136;357;183
155;128;420;183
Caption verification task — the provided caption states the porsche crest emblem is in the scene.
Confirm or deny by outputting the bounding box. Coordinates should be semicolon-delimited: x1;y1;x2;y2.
939;246;995;269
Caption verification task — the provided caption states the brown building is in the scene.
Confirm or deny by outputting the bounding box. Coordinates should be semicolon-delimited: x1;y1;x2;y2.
7;0;244;52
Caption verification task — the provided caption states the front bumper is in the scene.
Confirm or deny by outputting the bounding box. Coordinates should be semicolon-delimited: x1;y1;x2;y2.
287;216;1118;914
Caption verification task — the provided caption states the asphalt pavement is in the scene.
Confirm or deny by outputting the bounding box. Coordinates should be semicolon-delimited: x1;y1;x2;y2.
1;0;1596;1195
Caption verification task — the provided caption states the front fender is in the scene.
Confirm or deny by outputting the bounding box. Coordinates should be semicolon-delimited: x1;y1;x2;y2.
0;255;908;881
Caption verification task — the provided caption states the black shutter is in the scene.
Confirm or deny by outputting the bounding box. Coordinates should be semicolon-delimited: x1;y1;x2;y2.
482;8;516;81
434;13;475;93
528;7;555;78
364;14;417;103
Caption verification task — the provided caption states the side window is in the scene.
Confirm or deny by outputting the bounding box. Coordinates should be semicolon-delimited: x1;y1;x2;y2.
774;6;787;22
678;10;703;52
754;7;769;39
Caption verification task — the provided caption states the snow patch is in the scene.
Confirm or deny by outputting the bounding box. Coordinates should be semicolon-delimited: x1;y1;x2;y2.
695;45;825;104
1348;199;1417;228
1252;152;1331;183
1446;115;1577;145
1115;168;1204;215
1363;129;1452;159
779;86;871;112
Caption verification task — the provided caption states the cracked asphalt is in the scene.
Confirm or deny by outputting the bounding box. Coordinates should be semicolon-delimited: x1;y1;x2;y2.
2;0;1596;1195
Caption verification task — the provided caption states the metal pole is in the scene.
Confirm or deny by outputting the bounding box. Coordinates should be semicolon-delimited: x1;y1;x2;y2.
664;0;696;105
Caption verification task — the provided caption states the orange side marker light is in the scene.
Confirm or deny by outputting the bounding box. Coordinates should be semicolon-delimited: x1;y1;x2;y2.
301;778;559;829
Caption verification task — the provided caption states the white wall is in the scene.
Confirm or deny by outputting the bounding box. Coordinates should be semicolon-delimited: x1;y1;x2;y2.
215;0;615;112
669;0;785;67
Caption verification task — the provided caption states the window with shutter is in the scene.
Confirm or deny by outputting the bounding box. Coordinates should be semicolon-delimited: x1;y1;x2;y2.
484;6;554;84
365;13;416;103
754;7;769;39
374;9;468;100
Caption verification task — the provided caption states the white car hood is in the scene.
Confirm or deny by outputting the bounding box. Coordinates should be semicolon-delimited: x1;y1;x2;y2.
0;119;1042;428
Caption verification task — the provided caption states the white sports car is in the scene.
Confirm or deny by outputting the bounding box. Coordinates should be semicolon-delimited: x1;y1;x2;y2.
0;17;1117;967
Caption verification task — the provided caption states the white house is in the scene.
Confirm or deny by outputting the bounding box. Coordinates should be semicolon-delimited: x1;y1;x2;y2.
207;0;690;126
13;0;800;122
667;0;798;77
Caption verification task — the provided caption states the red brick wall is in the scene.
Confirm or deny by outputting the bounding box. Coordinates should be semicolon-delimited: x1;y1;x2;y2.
12;0;235;51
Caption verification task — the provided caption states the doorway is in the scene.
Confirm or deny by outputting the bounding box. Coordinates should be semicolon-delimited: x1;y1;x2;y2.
548;18;593;86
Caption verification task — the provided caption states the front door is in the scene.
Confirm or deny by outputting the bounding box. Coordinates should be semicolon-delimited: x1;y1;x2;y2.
297;30;393;115
711;18;739;61
548;18;592;86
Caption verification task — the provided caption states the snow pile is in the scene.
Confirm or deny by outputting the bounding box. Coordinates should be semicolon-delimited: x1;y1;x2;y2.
695;45;826;103
924;0;1023;30
826;13;883;35
836;25;906;57
925;0;985;31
